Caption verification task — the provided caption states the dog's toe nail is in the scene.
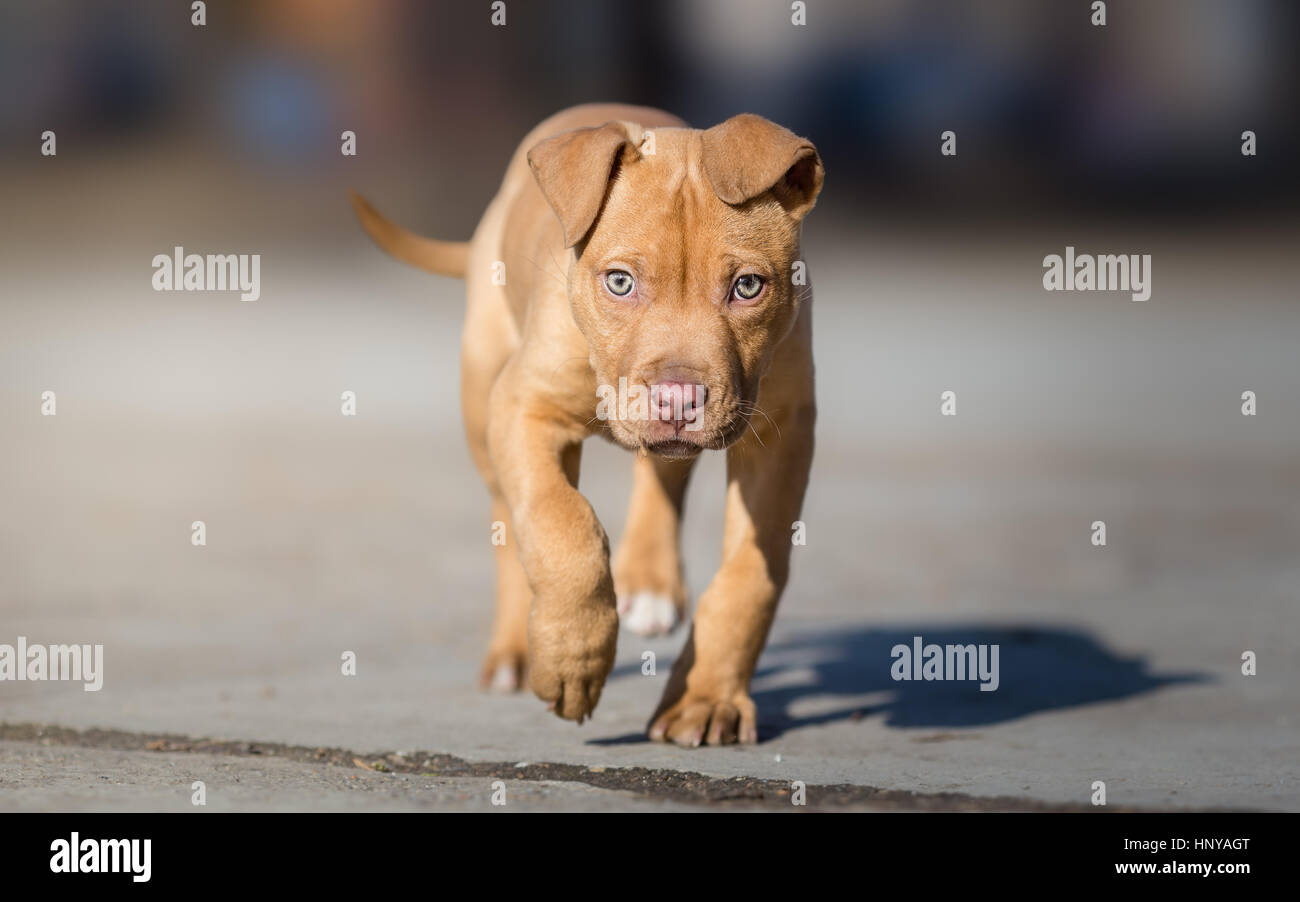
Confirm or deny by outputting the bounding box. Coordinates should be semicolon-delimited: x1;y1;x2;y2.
674;729;703;748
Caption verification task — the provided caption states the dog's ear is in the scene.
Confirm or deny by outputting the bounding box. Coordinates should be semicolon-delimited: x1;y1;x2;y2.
527;121;640;248
700;114;823;220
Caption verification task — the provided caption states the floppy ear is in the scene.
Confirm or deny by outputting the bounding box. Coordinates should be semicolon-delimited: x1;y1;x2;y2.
527;121;640;248
700;113;824;220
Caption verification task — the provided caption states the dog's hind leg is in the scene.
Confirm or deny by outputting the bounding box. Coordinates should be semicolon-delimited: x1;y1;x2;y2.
467;368;532;691
480;496;532;690
612;454;696;636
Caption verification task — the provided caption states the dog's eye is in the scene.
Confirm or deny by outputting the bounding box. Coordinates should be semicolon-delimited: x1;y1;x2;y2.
733;274;765;301
604;270;635;297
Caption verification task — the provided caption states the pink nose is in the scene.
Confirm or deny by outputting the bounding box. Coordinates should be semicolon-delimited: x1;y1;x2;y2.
650;381;708;421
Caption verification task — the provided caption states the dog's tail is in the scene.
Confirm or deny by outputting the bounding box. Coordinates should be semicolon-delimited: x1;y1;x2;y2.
349;191;469;279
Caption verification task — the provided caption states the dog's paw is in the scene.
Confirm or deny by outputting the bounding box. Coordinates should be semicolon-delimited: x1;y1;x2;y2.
479;646;527;693
648;689;758;747
617;591;681;636
527;603;619;723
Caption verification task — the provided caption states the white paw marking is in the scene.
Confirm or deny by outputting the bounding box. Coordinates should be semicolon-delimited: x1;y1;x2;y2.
618;592;679;636
489;662;520;692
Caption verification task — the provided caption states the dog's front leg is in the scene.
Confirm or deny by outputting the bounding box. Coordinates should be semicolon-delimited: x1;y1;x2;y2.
487;378;618;723
648;369;815;746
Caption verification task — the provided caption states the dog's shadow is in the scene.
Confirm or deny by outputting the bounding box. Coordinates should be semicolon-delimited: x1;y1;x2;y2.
590;623;1205;744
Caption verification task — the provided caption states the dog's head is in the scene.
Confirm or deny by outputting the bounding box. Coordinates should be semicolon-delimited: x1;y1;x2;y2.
528;114;823;458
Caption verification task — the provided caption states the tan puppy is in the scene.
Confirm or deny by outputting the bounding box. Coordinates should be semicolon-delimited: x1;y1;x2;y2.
352;103;821;746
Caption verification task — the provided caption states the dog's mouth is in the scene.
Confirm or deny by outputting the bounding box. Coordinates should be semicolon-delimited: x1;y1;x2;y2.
642;438;706;459
636;412;751;459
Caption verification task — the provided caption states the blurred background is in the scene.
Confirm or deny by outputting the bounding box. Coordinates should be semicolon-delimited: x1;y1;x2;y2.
4;0;1298;231
1;1;1297;809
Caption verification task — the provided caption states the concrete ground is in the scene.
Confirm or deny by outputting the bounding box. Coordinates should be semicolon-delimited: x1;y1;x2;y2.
2;213;1298;811
0;740;713;812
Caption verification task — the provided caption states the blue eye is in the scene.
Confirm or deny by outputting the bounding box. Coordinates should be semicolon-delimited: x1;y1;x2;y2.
604;270;635;297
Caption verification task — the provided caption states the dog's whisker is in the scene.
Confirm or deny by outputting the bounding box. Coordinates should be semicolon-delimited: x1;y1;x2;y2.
736;402;778;436
548;355;594;380
739;414;767;449
738;402;782;441
520;252;567;290
547;247;569;282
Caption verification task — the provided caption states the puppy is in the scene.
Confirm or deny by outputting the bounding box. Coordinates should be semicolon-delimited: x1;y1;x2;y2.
352;103;821;746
